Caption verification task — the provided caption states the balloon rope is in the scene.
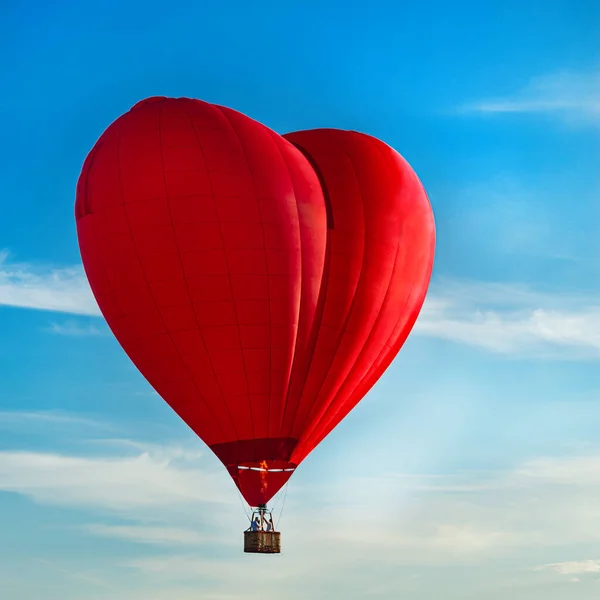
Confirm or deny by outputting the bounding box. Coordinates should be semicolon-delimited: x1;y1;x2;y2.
237;489;252;522
270;484;283;514
275;482;289;530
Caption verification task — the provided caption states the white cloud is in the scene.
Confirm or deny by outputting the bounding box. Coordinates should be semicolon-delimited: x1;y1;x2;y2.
415;279;600;359
3;250;599;360
47;319;106;336
0;411;118;440
537;560;600;576
82;523;215;546
0;250;99;315
0;410;102;429
3;424;600;598
460;69;600;125
113;449;600;597
0;446;233;517
3;435;600;558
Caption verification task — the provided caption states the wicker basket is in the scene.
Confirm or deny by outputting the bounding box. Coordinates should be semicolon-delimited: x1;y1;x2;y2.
244;531;281;554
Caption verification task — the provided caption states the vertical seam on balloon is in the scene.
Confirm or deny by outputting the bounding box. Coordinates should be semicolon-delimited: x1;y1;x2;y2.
290;142;334;230
201;106;261;463
297;147;435;462
264;134;308;438
295;136;405;452
278;139;332;438
304;249;430;461
80;141;103;217
291;147;372;458
186;103;257;451
301;231;403;455
78;213;126;319
76;142;126;323
353;153;435;383
282;234;331;441
288;142;367;441
299;230;403;455
350;144;435;385
115;104;229;440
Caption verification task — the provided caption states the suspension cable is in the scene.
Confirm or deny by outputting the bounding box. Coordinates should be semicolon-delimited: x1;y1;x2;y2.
237;488;252;522
275;482;289;530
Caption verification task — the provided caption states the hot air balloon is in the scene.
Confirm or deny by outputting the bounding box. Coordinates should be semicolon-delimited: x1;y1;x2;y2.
75;96;435;554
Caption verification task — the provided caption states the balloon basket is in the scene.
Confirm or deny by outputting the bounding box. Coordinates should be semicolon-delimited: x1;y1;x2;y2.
244;504;280;554
244;530;281;554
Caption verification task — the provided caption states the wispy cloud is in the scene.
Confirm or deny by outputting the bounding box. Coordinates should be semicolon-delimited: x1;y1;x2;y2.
0;410;103;428
459;69;600;125
0;446;233;516
0;411;119;439
115;449;600;598
416;279;600;359
537;560;600;576
82;523;213;546
46;319;107;336
4;435;600;557
4;251;599;360
3;427;600;598
0;250;99;316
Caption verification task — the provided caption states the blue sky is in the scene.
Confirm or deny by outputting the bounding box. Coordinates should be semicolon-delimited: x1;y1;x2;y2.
1;0;599;598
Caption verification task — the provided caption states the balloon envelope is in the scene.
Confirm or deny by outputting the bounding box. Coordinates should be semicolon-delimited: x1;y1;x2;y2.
75;97;435;506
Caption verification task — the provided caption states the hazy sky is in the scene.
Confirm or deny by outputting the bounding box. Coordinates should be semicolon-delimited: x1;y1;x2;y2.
1;1;599;598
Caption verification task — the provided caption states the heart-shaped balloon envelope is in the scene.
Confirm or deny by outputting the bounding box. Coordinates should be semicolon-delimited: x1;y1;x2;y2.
75;97;435;507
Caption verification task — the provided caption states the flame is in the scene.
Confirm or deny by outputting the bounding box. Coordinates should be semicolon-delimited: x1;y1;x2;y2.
259;460;268;495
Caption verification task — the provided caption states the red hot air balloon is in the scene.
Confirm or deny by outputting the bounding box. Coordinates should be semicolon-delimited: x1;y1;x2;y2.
75;96;435;516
